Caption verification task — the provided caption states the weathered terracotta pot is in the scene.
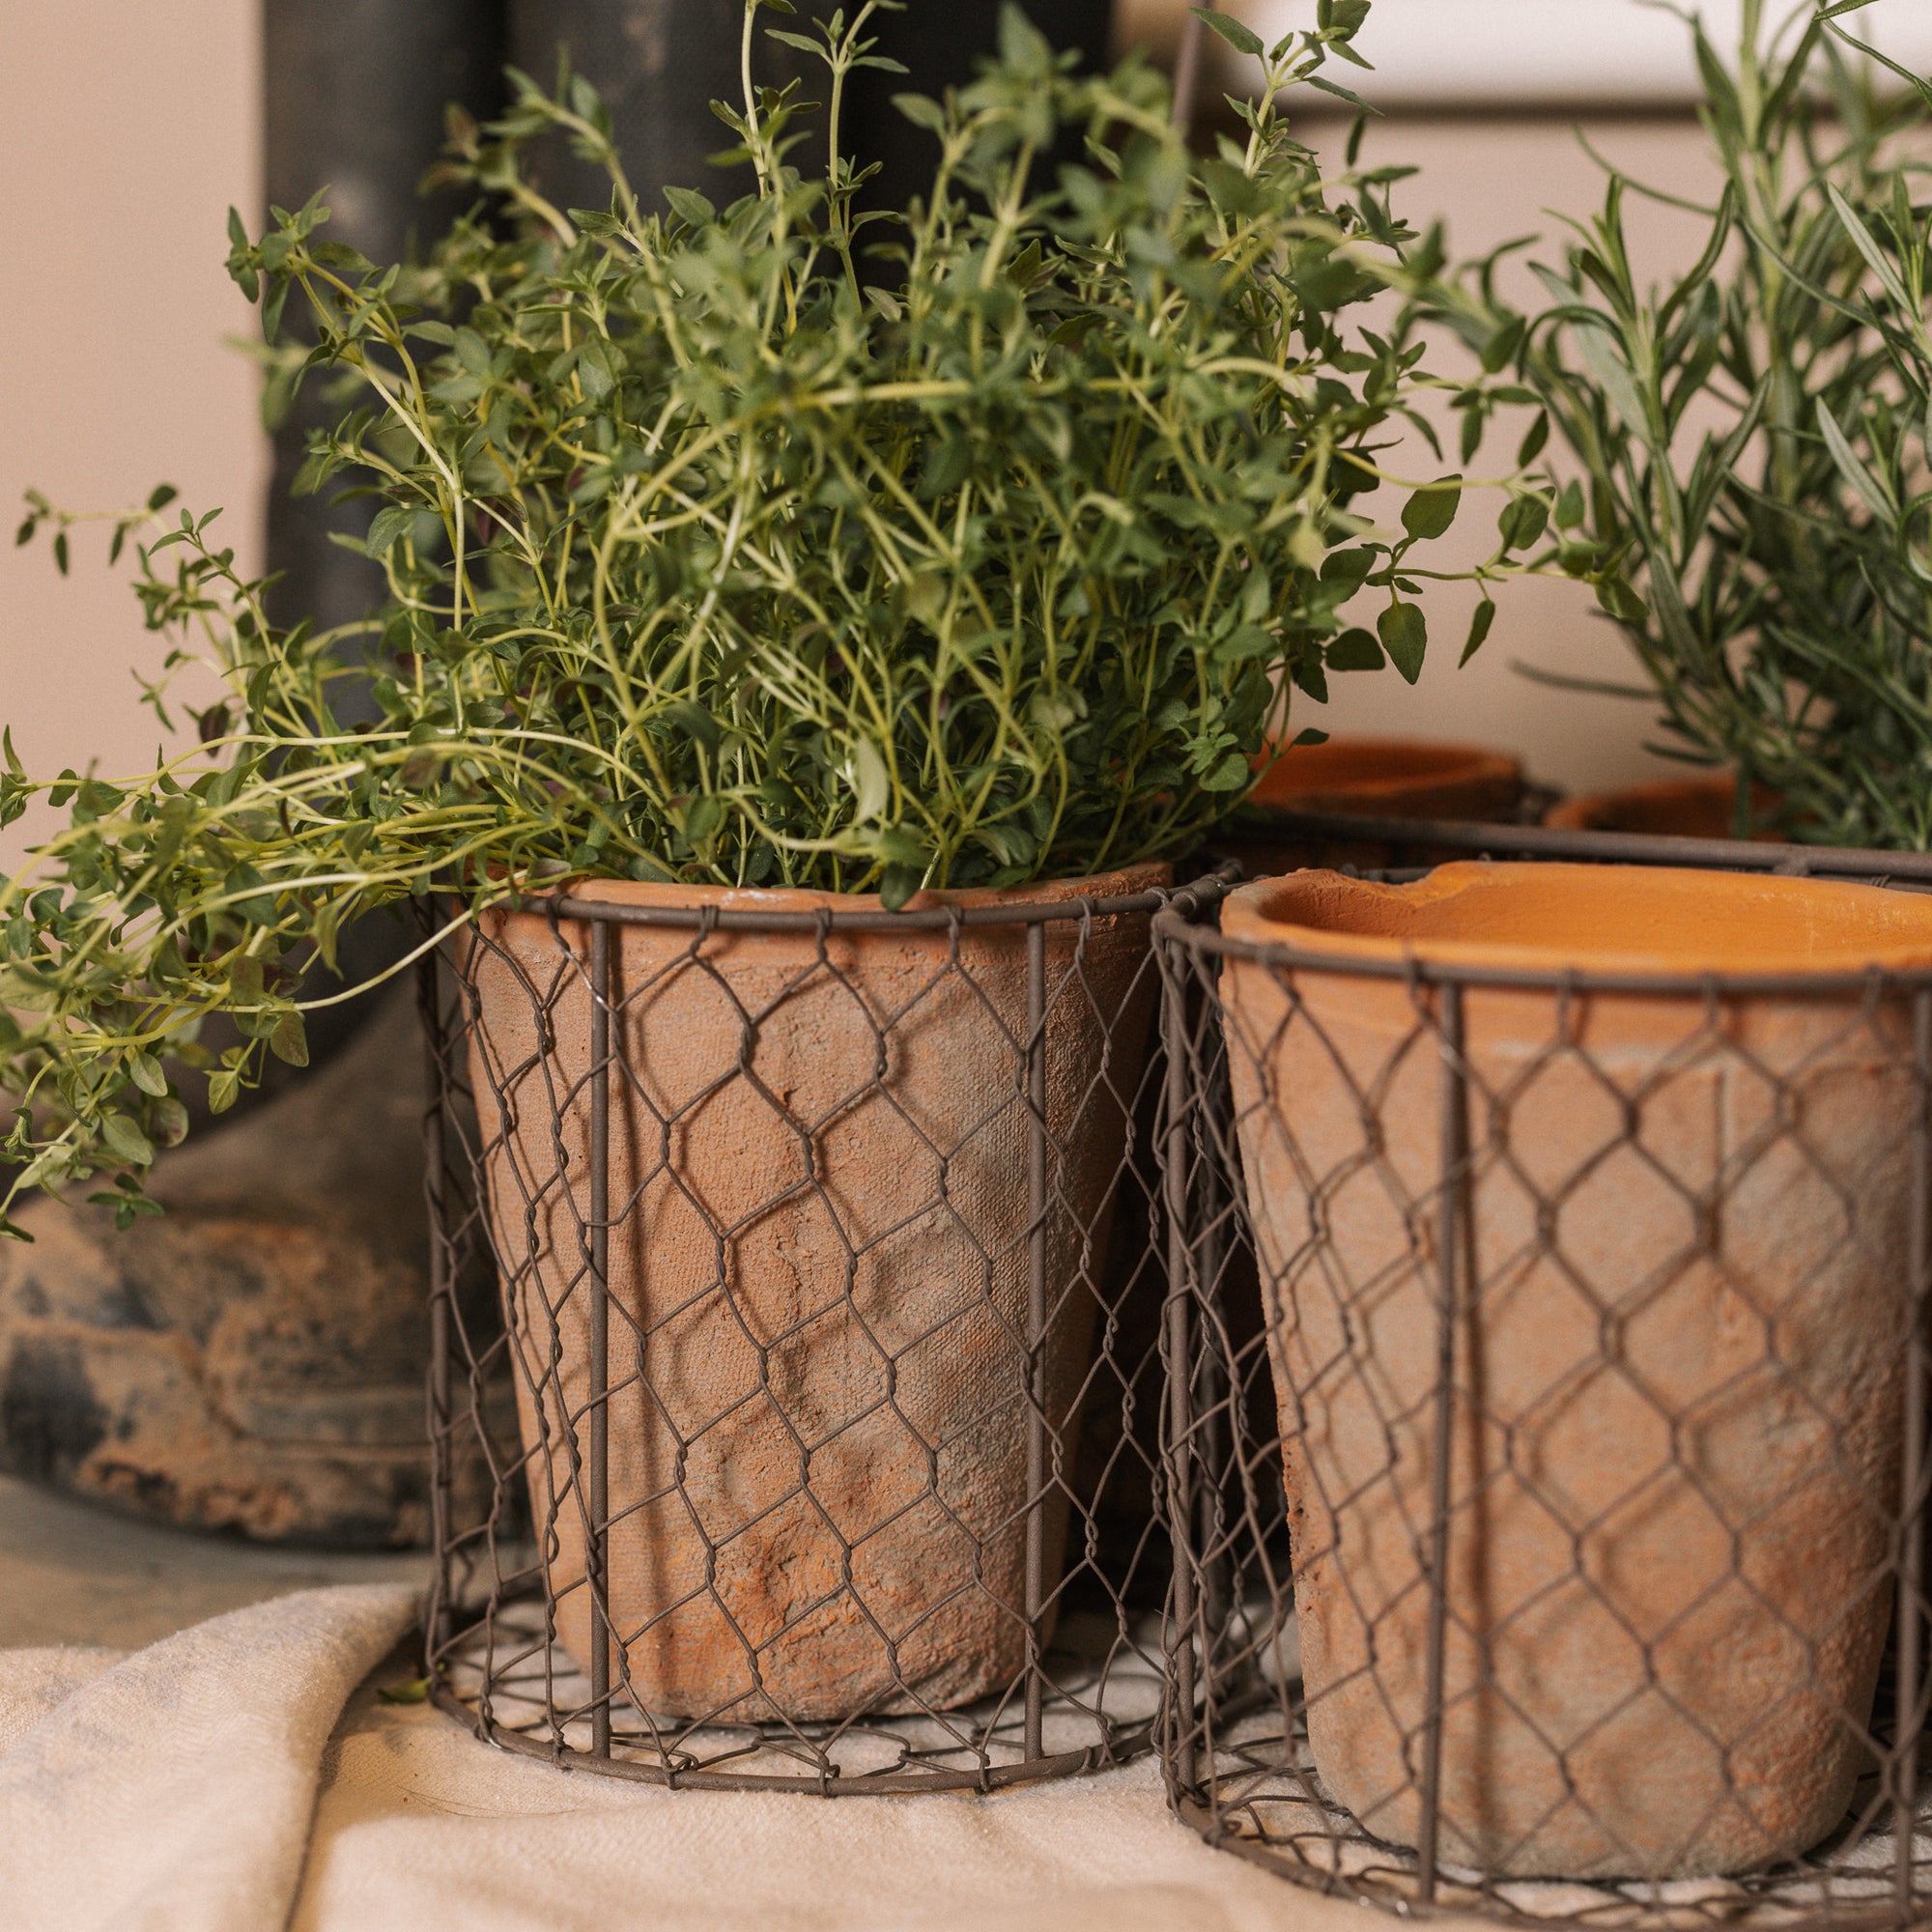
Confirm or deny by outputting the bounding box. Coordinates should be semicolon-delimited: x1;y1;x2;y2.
1222;737;1523;877
1220;863;1932;1879
1547;775;1777;840
464;864;1165;1723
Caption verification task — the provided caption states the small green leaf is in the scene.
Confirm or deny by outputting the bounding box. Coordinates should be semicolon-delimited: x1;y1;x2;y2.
850;739;891;822
1216;624;1278;664
1378;602;1427;683
1817;401;1898;528
377;1675;433;1706
1597;577;1649;625
270;1010;308;1067
1401;476;1463;542
100;1113;156;1167
128;1051;168;1097
223;867;278;924
1500;496;1549;551
1192;7;1263;57
1460;599;1496;668
452;327;493;379
1203;749;1253;791
1325;627;1385;670
663;186;715;231
577;338;619;404
1825;183;1917;321
367;505;415;555
892;93;947;132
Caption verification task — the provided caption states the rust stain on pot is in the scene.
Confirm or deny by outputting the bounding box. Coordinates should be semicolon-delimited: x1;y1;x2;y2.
466;866;1165;1722
1221;863;1932;1880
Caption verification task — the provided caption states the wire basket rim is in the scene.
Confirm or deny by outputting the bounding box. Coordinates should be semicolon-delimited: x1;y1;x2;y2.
472;870;1235;936
1153;895;1932;999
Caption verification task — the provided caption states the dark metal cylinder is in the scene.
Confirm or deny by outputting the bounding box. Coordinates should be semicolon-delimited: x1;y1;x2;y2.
508;0;753;217
508;0;1118;227
844;0;1117;216
263;0;507;655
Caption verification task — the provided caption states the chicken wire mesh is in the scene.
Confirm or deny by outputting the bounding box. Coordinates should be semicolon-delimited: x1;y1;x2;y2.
1154;838;1932;1927
415;872;1226;1792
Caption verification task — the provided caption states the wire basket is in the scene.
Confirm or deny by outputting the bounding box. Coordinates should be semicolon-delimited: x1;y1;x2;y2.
416;869;1226;1793
1154;830;1932;1926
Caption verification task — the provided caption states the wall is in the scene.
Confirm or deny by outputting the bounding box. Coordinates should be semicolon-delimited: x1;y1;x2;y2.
0;0;263;867
1293;114;1719;794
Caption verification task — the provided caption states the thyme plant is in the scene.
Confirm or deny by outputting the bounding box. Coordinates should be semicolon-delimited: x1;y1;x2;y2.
1441;0;1932;845
1;0;1473;1233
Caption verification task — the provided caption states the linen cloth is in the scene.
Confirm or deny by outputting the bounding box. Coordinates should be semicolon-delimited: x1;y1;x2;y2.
0;1582;1388;1932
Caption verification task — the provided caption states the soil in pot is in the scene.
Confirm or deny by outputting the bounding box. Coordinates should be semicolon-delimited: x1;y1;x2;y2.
1219;862;1932;1880
1216;737;1523;878
461;864;1166;1724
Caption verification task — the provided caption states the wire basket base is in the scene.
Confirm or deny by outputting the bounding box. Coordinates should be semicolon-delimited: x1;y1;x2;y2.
1171;1650;1932;1928
430;1592;1164;1794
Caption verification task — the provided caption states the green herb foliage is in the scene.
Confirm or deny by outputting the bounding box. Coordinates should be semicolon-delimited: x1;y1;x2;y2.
1437;0;1932;845
1;0;1470;1232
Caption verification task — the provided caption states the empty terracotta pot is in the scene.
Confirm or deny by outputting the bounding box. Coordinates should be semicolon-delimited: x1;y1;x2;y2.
1220;863;1932;1879
1547;775;1777;840
462;864;1165;1723
1221;737;1523;877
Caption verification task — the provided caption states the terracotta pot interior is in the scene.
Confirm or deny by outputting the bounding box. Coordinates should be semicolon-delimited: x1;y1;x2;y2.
1546;776;1776;839
1250;737;1520;810
1228;861;1932;978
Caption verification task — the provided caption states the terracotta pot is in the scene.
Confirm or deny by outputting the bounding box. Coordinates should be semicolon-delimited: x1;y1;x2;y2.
1220;863;1932;1879
1547;775;1777;840
1221;737;1523;877
463;864;1166;1723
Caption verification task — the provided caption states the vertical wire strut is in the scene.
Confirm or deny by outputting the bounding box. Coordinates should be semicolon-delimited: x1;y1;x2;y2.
1898;986;1932;1904
1417;980;1469;1904
1195;1009;1232;1654
417;944;453;1663
589;917;613;1759
1159;938;1202;1786
1024;920;1050;1764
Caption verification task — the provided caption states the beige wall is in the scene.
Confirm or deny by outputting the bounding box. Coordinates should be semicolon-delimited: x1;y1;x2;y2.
1;2;1716;878
0;0;262;867
1300;114;1716;794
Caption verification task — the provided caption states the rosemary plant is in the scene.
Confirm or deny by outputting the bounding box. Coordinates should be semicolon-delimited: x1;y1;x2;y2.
1440;0;1932;845
2;0;1474;1233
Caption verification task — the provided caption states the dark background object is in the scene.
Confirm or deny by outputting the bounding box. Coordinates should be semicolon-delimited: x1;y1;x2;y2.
257;0;509;1070
507;0;1118;233
506;0;769;218
844;1;1117;217
263;0;509;676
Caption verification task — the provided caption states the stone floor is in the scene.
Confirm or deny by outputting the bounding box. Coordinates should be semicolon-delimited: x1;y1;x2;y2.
0;1473;428;1649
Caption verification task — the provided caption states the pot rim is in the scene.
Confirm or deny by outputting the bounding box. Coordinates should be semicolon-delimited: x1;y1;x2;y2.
1203;861;1932;994
1251;735;1521;810
1544;773;1777;837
